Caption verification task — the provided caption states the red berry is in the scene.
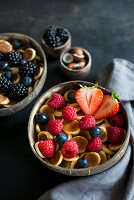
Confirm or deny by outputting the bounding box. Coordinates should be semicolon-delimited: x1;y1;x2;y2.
108;127;125;144
79;115;96;130
109;114;125;128
38;140;55;158
61;140;78;158
48;93;66;109
48;119;63;136
87;137;102;152
62;106;77;122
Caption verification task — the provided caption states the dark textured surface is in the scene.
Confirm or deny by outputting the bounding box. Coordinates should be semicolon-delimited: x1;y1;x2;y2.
0;0;134;199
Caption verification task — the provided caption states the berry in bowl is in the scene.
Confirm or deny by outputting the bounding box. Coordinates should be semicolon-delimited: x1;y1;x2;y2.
28;81;130;176
0;33;47;116
60;47;92;80
42;26;71;58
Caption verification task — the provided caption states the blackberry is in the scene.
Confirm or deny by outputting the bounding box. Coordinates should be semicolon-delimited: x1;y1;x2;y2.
0;76;12;93
10;83;28;100
57;28;70;42
19;61;37;77
6;51;22;66
0;52;4;61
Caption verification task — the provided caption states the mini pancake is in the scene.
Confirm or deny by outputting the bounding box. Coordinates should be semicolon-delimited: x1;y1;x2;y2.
98;151;107;164
109;143;122;151
12;73;20;84
54;110;62;117
55;142;60;151
28;86;33;95
38;131;53;141
64;90;76;102
23;48;36;61
64;132;72;140
0;40;12;53
80;152;88;158
60;160;70;168
0;94;10;105
33;80;39;89
35;123;48;133
106;154;111;160
63;120;80;135
85;152;101;167
3;97;18;108
99;126;108;143
35;55;42;61
75;106;81;112
79;130;92;141
0;72;2;77
96;118;104;125
35;142;45;158
64;155;79;161
69;160;77;169
44;99;50;105
77;110;85;120
17;49;25;55
9;67;19;74
72;136;88;153
100;122;111;129
67;103;79;108
102;144;114;155
34;66;43;80
46;150;63;166
39;105;55;120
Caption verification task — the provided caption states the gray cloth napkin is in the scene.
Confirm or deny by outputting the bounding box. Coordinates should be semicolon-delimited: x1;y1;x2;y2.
38;58;134;200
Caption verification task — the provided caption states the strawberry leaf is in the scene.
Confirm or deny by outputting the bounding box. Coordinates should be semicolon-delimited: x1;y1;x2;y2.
112;90;120;101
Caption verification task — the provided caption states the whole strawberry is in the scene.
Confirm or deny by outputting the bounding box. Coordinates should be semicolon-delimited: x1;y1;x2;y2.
61;140;78;158
38;140;55;158
48;119;63;136
87;137;102;152
79;115;96;130
109;114;125;128
108;127;125;144
62;106;77;122
48;93;66;109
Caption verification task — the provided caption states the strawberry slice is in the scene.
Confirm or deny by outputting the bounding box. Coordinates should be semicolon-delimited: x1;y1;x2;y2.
75;83;103;115
93;90;120;120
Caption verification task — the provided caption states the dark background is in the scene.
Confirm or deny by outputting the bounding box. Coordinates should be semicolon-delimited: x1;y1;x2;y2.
0;0;134;199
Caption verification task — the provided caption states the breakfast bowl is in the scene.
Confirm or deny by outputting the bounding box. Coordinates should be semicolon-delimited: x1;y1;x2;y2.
41;26;71;58
28;81;130;176
0;33;47;116
60;47;92;80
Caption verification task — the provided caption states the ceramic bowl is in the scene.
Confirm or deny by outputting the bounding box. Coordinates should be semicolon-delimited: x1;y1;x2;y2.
41;26;71;58
0;33;47;116
60;47;92;80
28;81;130;176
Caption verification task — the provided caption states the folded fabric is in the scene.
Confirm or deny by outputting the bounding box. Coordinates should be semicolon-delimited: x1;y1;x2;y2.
38;58;134;200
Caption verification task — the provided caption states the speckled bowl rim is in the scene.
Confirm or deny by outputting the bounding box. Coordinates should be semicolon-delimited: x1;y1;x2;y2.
0;33;47;116
28;81;130;176
60;47;92;73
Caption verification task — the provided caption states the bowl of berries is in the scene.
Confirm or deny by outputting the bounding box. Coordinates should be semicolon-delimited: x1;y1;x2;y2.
42;26;71;58
0;33;47;116
28;81;130;176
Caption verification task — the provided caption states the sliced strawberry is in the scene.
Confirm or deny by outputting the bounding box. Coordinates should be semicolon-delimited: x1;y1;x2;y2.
75;84;103;115
93;90;120;120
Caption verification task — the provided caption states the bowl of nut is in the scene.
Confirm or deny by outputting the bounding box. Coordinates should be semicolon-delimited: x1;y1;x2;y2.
42;26;71;58
0;33;47;116
60;47;92;80
28;81;130;176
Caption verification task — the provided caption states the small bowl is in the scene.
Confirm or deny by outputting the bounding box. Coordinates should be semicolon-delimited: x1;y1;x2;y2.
41;26;71;58
60;47;92;80
0;33;47;116
28;81;130;176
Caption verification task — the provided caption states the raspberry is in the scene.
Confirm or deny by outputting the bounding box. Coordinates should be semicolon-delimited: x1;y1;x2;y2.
38;140;55;158
62;106;77;122
48;93;66;109
108;127;125;144
61;140;78;158
109;114;125;128
87;137;102;152
79;115;96;130
48;119;63;136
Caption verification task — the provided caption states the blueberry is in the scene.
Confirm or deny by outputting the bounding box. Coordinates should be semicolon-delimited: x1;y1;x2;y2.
56;133;67;146
68;91;76;103
4;70;12;80
89;126;101;137
0;61;9;72
20;59;27;66
22;76;32;87
35;113;48;124
76;158;87;168
13;39;22;50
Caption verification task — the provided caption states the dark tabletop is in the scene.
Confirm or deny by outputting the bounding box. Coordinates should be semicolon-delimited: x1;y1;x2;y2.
0;0;134;199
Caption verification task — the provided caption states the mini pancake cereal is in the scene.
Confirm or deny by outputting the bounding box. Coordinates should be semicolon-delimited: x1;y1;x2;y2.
34;84;127;169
